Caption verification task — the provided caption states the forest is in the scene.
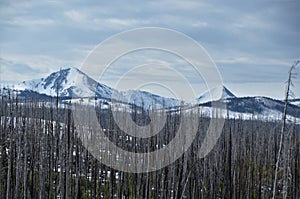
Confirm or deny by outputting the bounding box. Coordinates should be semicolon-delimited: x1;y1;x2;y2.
0;90;299;199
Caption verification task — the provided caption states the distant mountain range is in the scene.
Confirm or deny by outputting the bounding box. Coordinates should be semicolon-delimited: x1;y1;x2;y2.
2;67;300;122
12;67;181;109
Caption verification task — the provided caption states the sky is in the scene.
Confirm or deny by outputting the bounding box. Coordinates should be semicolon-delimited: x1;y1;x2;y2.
0;0;299;100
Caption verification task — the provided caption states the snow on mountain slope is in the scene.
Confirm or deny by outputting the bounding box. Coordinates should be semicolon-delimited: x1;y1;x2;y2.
119;90;181;109
14;67;181;108
289;98;300;107
196;86;235;104
197;96;300;121
193;105;300;124
16;67;115;99
10;67;300;120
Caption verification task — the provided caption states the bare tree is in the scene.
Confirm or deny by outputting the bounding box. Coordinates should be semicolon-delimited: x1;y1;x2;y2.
272;60;300;199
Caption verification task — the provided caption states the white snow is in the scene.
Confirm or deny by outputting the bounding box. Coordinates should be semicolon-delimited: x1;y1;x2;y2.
289;99;300;107
185;106;300;124
15;67;114;98
196;86;236;104
4;67;300;123
118;90;182;109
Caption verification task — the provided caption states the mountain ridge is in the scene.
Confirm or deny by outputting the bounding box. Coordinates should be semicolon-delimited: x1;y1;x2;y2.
15;67;182;108
2;66;299;122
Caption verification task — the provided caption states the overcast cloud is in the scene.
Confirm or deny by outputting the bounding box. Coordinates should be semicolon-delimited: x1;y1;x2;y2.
0;0;299;99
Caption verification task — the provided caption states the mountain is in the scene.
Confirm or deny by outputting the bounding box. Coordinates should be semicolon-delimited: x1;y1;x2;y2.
196;86;236;104
199;96;300;121
15;67;115;99
195;85;299;121
14;67;181;109
4;66;299;122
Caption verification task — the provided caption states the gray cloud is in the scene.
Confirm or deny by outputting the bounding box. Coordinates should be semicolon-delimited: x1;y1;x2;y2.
0;0;299;98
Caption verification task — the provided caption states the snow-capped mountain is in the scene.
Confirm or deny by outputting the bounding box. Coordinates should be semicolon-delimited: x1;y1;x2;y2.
194;96;300;124
190;86;300;122
196;86;236;104
4;66;300;122
201;96;299;118
14;67;181;109
16;67;115;99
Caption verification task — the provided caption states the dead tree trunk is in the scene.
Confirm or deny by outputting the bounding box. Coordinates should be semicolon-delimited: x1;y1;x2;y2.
272;60;299;198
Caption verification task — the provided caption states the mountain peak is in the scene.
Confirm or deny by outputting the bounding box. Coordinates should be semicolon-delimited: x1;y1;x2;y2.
16;66;114;98
55;66;83;76
14;67;241;109
197;85;236;104
59;66;78;70
222;86;236;98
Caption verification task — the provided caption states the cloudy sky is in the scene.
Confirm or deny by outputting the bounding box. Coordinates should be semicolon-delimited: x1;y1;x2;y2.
0;0;299;100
